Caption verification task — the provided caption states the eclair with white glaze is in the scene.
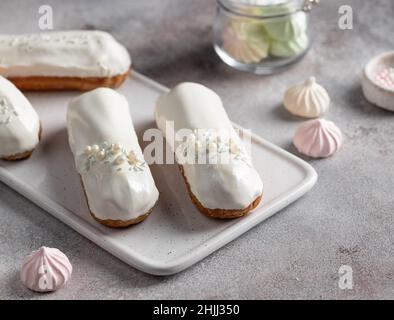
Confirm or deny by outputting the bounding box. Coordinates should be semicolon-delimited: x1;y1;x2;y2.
156;82;263;219
67;88;159;227
0;31;131;91
0;76;40;160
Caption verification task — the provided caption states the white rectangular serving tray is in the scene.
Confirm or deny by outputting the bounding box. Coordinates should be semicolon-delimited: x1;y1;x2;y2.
0;72;317;275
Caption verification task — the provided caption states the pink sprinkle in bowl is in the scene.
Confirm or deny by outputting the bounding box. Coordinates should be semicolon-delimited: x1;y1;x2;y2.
362;51;394;112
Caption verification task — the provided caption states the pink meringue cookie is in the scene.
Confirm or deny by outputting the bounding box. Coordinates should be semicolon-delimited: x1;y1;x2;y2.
293;119;343;158
20;246;72;293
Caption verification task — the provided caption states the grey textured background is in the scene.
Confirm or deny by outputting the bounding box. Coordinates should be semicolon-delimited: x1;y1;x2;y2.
0;0;393;299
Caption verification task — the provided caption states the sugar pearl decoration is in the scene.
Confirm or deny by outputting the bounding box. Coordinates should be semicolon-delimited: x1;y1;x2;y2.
111;143;121;155
84;145;92;155
293;119;343;158
115;156;125;165
91;144;99;153
0;98;20;125
375;67;394;90
81;141;146;172
230;141;241;155
20;247;72;293
127;151;137;162
284;77;330;118
113;143;121;151
97;150;106;160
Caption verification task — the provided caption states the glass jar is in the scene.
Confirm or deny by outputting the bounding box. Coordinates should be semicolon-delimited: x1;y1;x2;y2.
213;0;317;74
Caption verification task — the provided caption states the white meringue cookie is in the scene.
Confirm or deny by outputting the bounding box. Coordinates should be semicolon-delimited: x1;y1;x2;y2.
20;247;72;293
222;20;269;64
283;77;330;118
293;119;343;158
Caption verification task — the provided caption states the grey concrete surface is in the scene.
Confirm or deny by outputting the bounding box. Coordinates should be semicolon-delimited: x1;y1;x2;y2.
0;0;393;300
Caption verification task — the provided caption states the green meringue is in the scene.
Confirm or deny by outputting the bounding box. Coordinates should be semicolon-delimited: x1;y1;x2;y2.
270;32;309;57
221;1;310;63
264;11;308;41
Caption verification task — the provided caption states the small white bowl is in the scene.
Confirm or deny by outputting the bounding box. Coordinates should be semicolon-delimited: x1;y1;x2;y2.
362;51;394;112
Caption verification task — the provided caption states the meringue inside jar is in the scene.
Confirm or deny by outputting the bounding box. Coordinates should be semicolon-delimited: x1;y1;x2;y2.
213;0;314;74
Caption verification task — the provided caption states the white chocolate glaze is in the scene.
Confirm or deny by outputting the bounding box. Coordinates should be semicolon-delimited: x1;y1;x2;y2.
0;31;131;78
0;75;40;158
67;88;158;221
156;82;263;210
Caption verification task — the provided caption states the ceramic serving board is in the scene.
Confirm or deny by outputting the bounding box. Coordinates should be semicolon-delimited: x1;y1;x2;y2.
0;72;317;275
